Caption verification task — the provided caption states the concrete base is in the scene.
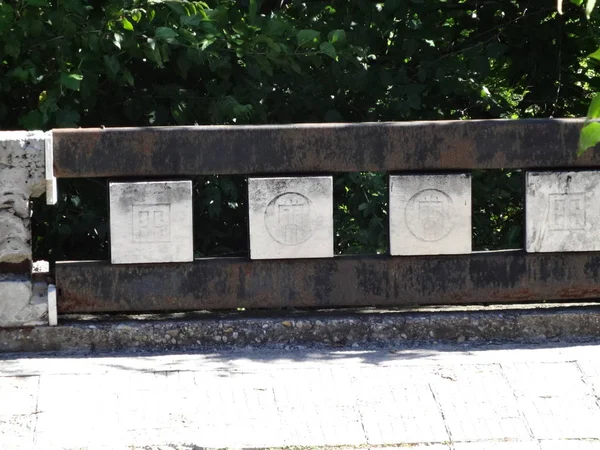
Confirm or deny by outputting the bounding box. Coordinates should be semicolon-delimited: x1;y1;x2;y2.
2;304;600;353
0;276;47;327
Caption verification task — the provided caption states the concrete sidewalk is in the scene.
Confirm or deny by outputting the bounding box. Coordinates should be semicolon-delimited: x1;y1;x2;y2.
2;342;600;449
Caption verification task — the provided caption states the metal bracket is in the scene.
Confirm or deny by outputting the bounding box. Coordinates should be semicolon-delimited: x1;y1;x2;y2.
45;131;57;205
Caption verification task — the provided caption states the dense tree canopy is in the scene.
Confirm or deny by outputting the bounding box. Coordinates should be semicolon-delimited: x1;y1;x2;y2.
0;0;596;260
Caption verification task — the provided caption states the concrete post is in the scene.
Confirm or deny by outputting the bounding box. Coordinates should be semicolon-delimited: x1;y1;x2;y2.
0;131;48;327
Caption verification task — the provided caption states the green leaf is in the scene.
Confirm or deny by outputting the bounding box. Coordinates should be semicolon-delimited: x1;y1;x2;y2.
0;4;14;32
296;29;320;46
589;47;600;61
328;29;346;45
579;122;600;155
289;59;302;74
113;33;124;49
131;10;143;23
180;15;202;27
156;27;178;42
319;42;337;59
5;40;20;58
200;37;216;50
103;55;120;78
55;108;81;127
571;0;584;5
12;67;29;82
60;73;83;91
587;0;597;18
249;0;258;22
177;50;192;78
586;94;600;119
20;110;43;130
122;68;134;86
121;18;134;31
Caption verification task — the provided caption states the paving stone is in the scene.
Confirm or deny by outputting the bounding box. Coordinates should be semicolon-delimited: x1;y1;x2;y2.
502;361;600;440
538;440;600;450
0;414;35;450
3;343;600;448
429;364;532;442
380;446;451;450
501;362;590;398
518;395;600;440
0;376;38;415
454;441;541;450
354;367;448;444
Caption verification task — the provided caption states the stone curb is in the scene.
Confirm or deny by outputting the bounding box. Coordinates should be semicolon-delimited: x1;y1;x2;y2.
2;305;600;353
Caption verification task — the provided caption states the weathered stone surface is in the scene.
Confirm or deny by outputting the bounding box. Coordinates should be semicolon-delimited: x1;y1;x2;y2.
109;181;193;264
389;173;472;255
526;171;600;252
248;176;333;259
1;304;600;353
0;276;47;327
0;131;45;265
0;131;46;197
0;213;29;264
0;131;47;328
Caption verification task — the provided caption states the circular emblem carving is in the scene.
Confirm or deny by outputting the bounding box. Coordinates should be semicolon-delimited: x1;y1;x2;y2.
405;189;454;242
264;192;314;245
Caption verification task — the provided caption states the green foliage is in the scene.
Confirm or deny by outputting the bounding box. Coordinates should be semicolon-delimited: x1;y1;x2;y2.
334;173;387;254
567;0;600;154
0;0;595;259
472;171;524;251
579;93;600;154
31;179;109;261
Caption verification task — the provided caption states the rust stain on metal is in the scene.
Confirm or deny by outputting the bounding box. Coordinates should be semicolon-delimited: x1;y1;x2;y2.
436;125;476;169
137;130;158;154
52;119;600;178
558;287;600;299
54;252;600;314
489;288;536;302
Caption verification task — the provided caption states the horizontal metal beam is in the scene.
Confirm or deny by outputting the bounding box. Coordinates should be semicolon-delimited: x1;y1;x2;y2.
52;119;595;178
55;252;600;313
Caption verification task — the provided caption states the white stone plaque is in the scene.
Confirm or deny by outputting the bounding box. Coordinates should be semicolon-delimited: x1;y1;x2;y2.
248;176;333;259
109;181;193;264
526;171;600;252
389;174;472;255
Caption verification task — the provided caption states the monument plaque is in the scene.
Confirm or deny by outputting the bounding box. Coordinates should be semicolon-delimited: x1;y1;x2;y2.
109;180;193;264
526;171;600;252
248;176;333;259
389;174;471;255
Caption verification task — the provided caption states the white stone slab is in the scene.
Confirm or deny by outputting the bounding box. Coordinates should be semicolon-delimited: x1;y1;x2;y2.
526;171;600;252
109;181;193;264
47;284;57;326
389;173;471;255
248;176;333;259
45;131;57;205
